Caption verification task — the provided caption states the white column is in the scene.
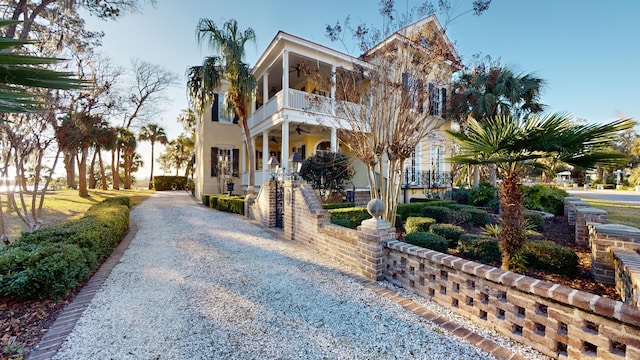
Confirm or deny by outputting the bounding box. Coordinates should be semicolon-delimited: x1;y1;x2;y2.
330;64;336;116
263;73;269;102
330;127;337;153
251;94;256;113
281;120;290;174
262;131;269;179
251;136;256;172
282;50;289;108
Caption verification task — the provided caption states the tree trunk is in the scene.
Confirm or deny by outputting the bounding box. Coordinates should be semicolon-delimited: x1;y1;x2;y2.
148;141;155;189
498;171;526;271
489;164;497;187
123;149;132;189
78;148;88;197
98;150;108;190
242;117;255;194
112;148;120;190
88;148;98;189
64;151;77;189
473;165;480;187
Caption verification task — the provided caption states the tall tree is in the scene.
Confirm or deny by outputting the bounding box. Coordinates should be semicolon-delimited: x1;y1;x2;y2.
138;123;167;188
187;19;257;192
447;113;634;270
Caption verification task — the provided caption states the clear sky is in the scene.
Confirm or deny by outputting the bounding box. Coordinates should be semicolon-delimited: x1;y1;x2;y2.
82;0;640;180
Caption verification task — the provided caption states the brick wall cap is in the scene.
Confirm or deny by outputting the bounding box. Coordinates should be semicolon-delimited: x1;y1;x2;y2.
575;207;608;215
568;200;590;206
593;223;640;236
563;196;581;202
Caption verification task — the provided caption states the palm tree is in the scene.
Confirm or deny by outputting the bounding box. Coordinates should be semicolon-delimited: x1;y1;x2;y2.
138;123;168;189
187;19;257;193
447;113;634;271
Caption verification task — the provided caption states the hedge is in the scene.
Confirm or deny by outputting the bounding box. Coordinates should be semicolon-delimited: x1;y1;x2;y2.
396;203;429;221
328;207;370;229
430;224;465;248
460;207;491;226
322;202;355;210
0;198;130;300
404;232;448;253
456;235;501;264
208;194;245;215
521;240;579;276
202;194;212;207
524;211;545;232
153;176;188;191
422;206;451;223
331;218;352;228
405;217;436;234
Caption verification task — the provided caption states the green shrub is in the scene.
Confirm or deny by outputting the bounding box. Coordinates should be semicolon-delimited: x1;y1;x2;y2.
457;235;501;264
153;176;188;191
524;211;545;232
322;202;355;210
521;185;568;215
424;200;457;208
521;240;579;276
202;194;211;207
404;232;448;253
446;211;473;226
102;196;130;208
430;224;465;248
328;207;370;229
397;203;428;221
409;198;439;203
469;182;498;207
330;218;352;227
405;217;436;234
215;195;245;215
448;188;471;205
0;198;130;300
422;206;451;223
461;207;492;226
395;214;403;229
209;194;220;209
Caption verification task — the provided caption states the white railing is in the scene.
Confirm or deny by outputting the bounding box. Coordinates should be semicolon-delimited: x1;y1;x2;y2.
288;89;332;115
248;91;283;128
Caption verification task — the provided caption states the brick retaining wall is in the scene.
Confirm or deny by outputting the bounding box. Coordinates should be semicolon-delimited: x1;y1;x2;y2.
385;240;640;359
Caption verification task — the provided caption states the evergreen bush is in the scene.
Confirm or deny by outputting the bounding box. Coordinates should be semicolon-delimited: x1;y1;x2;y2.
404;232;448;253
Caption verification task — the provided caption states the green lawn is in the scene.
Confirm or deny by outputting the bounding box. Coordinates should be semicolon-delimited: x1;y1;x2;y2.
2;189;154;243
581;199;640;229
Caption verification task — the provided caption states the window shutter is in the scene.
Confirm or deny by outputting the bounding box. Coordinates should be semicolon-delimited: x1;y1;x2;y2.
232;113;239;124
428;83;435;115
441;88;447;116
417;80;424;112
232;149;239;177
212;94;219;122
211;147;219;177
301;145;306;159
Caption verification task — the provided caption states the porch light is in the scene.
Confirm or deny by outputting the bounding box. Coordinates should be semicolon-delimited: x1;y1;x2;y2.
268;155;280;180
289;152;303;179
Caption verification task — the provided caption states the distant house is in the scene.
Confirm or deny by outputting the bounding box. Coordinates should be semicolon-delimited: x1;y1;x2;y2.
193;15;461;201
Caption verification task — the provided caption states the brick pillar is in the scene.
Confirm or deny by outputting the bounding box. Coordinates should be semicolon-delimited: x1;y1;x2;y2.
283;180;296;240
567;200;590;225
575;207;607;245
244;193;256;220
357;218;395;280
563;196;580;216
590;223;640;285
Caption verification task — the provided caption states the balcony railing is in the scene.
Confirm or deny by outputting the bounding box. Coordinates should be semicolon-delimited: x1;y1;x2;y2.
288;88;332;115
402;170;453;189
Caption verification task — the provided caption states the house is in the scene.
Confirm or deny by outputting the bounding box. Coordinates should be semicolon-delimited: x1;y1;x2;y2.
193;15;461;202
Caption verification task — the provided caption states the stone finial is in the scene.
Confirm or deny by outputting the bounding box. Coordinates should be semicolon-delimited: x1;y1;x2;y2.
367;198;384;219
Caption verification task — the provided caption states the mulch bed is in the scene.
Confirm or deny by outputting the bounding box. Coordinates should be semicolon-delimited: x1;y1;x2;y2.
0;215;621;358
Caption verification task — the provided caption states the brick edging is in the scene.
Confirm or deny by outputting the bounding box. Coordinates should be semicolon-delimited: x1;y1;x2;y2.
27;222;139;360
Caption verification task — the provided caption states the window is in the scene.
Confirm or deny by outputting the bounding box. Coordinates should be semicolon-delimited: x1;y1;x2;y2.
428;84;447;117
212;93;238;124
402;73;425;113
430;144;444;174
211;146;239;177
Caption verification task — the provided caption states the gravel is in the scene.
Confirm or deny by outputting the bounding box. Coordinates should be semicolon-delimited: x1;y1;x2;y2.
54;191;546;359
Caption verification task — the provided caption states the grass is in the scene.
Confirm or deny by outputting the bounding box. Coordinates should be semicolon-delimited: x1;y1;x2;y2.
1;189;154;243
582;199;640;228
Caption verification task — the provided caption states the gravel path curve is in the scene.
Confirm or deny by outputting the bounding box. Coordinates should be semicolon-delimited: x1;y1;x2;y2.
54;191;499;359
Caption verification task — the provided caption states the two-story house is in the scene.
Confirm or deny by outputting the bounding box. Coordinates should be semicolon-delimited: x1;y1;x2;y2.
193;15;460;201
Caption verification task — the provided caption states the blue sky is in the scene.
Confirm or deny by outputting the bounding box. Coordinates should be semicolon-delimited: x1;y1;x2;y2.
82;0;640;178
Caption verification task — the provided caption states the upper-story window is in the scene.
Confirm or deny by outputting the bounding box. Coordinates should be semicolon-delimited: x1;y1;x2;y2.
212;93;239;124
428;84;447;117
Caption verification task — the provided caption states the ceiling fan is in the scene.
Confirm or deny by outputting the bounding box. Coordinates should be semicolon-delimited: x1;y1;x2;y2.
270;136;279;144
290;63;309;78
295;126;310;135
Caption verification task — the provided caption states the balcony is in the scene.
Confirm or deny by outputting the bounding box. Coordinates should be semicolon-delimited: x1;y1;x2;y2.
402;170;453;189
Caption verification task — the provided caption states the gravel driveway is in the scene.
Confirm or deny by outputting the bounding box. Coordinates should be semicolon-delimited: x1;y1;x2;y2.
53;191;498;359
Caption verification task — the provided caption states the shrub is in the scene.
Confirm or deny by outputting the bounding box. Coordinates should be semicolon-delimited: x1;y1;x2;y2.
524;211;545;232
397;203;428;221
521;240;579;276
404;232;448;253
153;176;188;191
202;194;211;207
405;217;436;234
521;185;568;215
430;224;465;248
328;207;370;229
422;206;451;223
209;194;220;209
322;202;355;210
217;196;245;215
299;151;353;199
457;235;501;264
469;182;498;207
446;211;473;226
448;188;471;205
330;218;352;228
0;198;130;300
409;198;439;203
424;200;457;208
460;208;491;226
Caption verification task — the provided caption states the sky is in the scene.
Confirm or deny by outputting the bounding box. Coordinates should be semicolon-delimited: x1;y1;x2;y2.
82;0;640;180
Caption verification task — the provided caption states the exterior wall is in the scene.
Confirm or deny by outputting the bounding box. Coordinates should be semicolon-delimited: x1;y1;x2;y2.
194;83;243;200
611;248;640;306
385;240;640;359
575;207;608;245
